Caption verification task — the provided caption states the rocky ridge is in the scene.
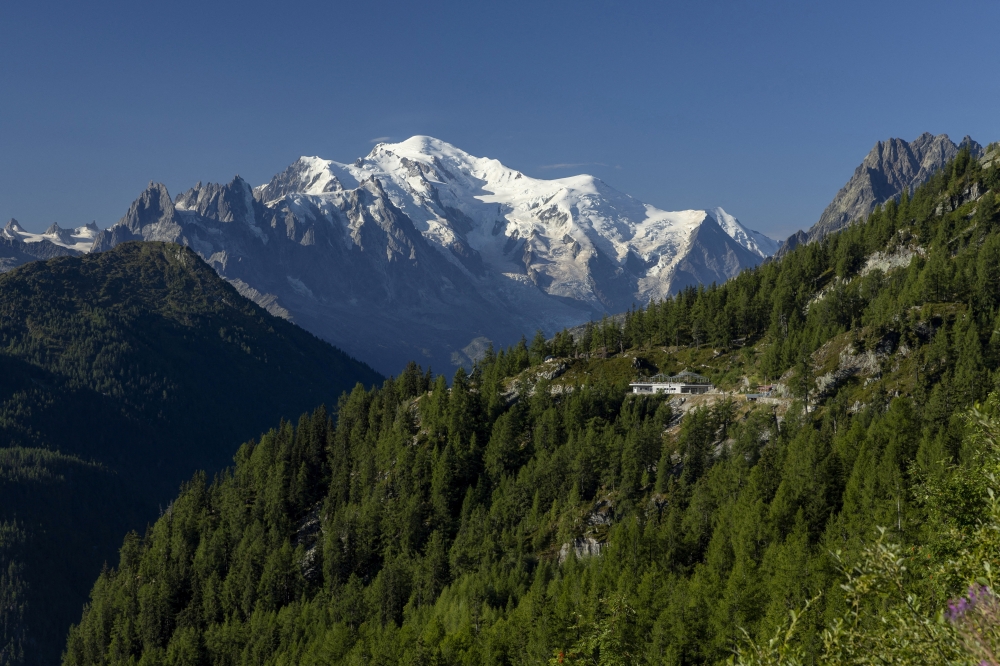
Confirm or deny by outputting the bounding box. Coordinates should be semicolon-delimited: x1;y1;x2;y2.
776;133;982;256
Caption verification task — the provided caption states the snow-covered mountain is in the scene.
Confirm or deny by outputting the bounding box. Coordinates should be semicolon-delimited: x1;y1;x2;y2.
2;219;99;253
0;219;92;271
87;137;775;374
258;137;776;305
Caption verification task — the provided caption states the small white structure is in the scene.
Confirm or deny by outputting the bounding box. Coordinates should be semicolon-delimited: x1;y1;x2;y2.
630;371;713;395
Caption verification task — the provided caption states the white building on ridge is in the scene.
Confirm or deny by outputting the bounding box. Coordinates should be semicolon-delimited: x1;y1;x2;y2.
629;371;713;395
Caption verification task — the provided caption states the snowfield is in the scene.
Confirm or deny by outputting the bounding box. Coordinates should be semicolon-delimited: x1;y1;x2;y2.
2;220;100;254
256;136;776;308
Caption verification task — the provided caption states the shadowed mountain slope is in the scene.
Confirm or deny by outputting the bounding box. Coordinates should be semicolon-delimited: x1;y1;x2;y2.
0;242;380;665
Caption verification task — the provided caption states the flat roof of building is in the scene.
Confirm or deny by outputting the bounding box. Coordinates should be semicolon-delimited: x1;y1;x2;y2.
630;370;712;385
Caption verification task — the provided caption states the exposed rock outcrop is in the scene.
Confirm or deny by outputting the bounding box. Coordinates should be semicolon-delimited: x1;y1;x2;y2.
777;133;983;257
811;133;982;241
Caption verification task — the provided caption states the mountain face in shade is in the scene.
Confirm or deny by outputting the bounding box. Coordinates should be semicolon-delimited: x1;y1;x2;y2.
775;133;982;257
91;137;776;375
0;242;381;665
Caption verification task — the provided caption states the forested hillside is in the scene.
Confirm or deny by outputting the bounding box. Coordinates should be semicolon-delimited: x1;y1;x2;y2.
0;242;381;665
64;145;1000;665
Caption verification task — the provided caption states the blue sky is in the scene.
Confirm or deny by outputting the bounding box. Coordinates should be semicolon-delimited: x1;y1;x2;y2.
2;0;997;240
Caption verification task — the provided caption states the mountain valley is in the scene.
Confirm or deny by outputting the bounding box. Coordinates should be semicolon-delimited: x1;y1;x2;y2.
0;136;996;665
5;134;976;377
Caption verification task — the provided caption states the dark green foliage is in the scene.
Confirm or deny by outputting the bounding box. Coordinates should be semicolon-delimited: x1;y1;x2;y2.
0;521;27;666
64;152;1000;664
0;242;381;665
735;393;1000;665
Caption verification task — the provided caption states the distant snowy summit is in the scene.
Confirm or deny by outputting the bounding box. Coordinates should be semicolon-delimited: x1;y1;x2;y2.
2;218;100;253
254;136;777;306
30;137;776;373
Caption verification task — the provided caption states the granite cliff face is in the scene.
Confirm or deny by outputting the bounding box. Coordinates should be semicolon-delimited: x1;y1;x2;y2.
775;133;982;257
812;133;982;240
89;137;777;374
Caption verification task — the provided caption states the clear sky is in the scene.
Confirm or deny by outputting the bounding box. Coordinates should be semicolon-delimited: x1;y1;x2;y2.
2;0;997;240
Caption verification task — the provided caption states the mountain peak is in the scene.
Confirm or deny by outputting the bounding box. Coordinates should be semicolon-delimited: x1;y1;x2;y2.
1;218;94;270
374;135;466;160
172;177;260;229
809;132;981;242
960;135;982;153
775;131;985;256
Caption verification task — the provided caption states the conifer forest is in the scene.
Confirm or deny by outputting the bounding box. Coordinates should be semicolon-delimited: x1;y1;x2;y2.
46;147;1000;664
